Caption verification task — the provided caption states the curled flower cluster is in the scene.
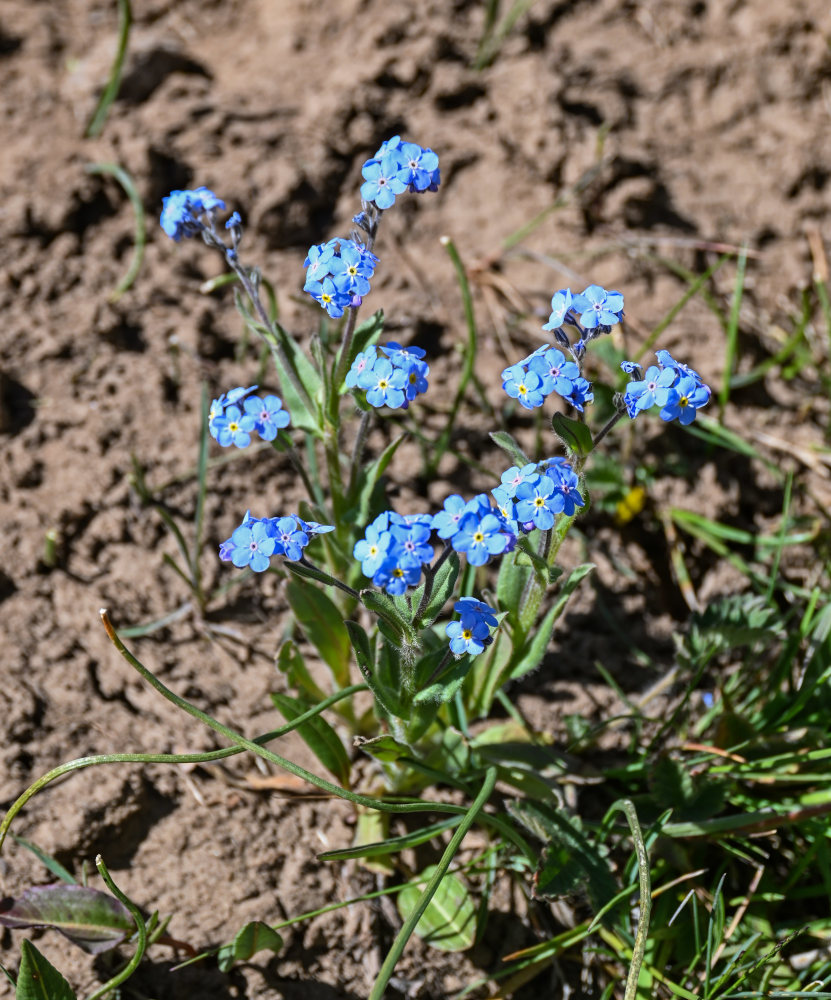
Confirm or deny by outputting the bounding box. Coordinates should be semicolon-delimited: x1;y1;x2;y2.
220;512;334;572
622;351;711;426
355;457;586;593
360;136;440;210
502;284;625;414
502;346;594;413
446;599;499;657
493;459;585;531
544;285;624;336
353;511;435;595
160;187;226;242
346;342;429;409
208;386;290;447
433;493;516;567
303;238;379;319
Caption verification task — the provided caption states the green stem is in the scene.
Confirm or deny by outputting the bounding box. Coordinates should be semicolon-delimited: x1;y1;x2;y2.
428;236;478;476
98;610;479;821
613;799;651;1000
414;543;452;624
0;684;367;854
368;766;497;1000
85;855;147;1000
348;409;372;497
229;257;315;414
332;306;360;413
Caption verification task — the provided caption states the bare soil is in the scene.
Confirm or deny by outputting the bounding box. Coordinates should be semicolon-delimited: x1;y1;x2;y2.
1;1;830;997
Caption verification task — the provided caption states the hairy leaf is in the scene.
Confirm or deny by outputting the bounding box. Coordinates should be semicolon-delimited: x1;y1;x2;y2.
271;692;350;785
0;885;133;955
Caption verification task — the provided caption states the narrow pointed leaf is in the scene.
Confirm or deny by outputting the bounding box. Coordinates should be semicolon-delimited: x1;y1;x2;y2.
15;940;76;1000
217;921;283;973
397;866;476;952
270;692;350;785
286;579;351;687
0;885;133;955
275;639;326;703
551;412;593;457
489;430;530;467
415;551;461;628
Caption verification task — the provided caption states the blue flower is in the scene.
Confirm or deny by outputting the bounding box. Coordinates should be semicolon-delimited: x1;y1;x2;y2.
660;375;710;426
354;521;393;577
453;512;513;566
572;285;624;330
446;618;490;656
390;520;434;568
243;394;291;441
549;462;585;517
624;365;677;414
160;188;226;241
269;516;310;561
372;556;422;595
502;364;546;409
228;521;276;573
565;376;594;413
499;463;541;499
357;357;408;409
515;475;564;531
454;598;498;627
361;153;408;209
528;348;580;398
542;289;574;331
432;494;469;539
491;486;518;530
345;348;378;389
304;240;338;287
212;403;257;448
397;142;440;193
306;274;353;319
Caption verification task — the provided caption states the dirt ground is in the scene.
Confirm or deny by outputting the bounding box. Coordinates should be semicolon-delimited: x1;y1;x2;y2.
1;0;830;997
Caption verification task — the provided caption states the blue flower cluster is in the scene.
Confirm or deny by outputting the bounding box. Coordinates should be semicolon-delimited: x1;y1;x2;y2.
346;342;429;409
492;458;585;530
304;238;379;319
220;512;334;572
354;511;435;595
502;346;593;412
208;386;290;447
544;285;624;336
356;456;586;594
432;493;517;567
160;187;226;242
361;137;440;210
446;599;499;657
501;284;625;414
622;351;711;426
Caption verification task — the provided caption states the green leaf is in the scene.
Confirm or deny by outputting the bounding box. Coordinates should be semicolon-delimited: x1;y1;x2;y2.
414;653;471;706
217;921;283;973
353;733;409;763
360;589;418;647
397;866;476;952
9;836;76;885
508;801;616;912
415;552;461;628
511;563;594;636
286;579;351;687
551;412;593;458
270;693;350;785
489;430;530;467
349;432;407;526
496;549;533;630
320;817;460;862
275;639;326;703
0;885;134;955
15;940;75;1000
